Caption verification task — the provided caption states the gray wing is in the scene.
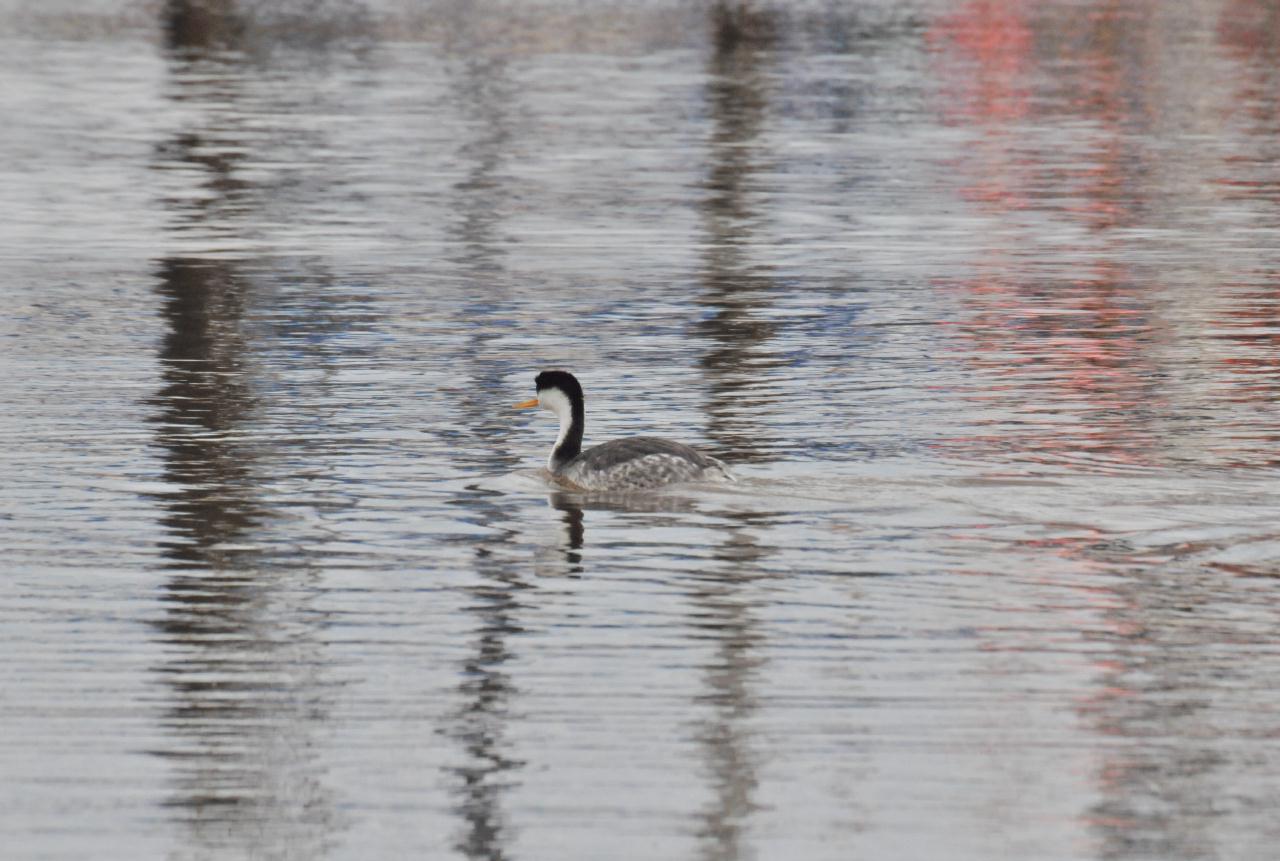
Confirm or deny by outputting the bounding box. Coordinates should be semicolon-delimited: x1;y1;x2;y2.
560;437;730;490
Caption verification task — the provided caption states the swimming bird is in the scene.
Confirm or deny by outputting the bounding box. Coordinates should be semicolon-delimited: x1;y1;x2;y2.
514;370;733;491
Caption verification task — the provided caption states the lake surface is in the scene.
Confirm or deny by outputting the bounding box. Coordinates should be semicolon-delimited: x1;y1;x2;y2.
4;1;1280;858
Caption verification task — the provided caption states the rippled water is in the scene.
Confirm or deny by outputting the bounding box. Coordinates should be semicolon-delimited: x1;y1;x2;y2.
4;1;1280;858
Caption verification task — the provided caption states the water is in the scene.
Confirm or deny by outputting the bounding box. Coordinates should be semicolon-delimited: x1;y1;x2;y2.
3;1;1280;858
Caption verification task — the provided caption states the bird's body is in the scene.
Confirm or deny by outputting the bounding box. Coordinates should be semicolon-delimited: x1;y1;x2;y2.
555;435;730;491
515;371;733;492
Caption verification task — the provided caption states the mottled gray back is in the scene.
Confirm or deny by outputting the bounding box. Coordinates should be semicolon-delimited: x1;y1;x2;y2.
562;437;729;490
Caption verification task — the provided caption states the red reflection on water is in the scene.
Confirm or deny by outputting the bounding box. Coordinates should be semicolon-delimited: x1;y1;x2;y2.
1205;277;1280;465
926;3;1170;470
927;7;1280;855
936;269;1161;468
928;0;1033;126
1211;1;1280;465
928;0;1034;219
1219;0;1280;61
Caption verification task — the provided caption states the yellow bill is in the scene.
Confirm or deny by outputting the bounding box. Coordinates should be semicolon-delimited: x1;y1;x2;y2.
513;397;539;409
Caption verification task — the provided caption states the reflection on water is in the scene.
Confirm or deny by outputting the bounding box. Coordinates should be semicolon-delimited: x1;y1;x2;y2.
162;0;373;54
541;488;774;861
1085;607;1218;859
1081;563;1280;861
697;2;784;464
689;512;770;861
445;487;527;861
146;14;341;857
435;34;529;859
162;0;243;52
149;250;340;858
6;1;1280;860
149;258;263;565
930;0;1280;473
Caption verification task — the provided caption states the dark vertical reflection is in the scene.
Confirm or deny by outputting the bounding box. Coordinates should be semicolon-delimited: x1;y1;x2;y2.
163;0;373;54
149;257;338;861
544;493;585;575
692;14;780;849
163;0;245;51
147;10;339;857
150;258;262;567
696;2;785;463
442;485;529;861
444;53;514;281
689;514;770;861
539;490;773;861
437;32;528;860
443;494;528;861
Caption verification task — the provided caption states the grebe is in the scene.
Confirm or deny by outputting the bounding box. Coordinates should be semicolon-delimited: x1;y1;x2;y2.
514;370;734;491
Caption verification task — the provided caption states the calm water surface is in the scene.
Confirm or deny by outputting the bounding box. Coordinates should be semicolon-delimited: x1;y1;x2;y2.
4;1;1280;859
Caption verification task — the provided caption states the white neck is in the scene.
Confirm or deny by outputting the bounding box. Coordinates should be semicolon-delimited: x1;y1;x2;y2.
540;387;576;470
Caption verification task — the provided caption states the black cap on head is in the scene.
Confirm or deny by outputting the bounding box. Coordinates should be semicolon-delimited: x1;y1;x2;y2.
534;370;583;401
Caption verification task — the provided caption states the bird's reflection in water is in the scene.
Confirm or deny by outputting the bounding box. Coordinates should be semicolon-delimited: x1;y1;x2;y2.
543;488;773;860
548;489;703;516
541;489;706;575
540;492;586;576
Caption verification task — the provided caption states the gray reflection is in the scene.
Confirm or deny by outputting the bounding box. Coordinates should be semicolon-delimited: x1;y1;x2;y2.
543;490;702;574
437;39;530;858
147;26;339;858
549;489;700;516
1079;565;1280;860
149;258;263;567
163;0;244;51
441;479;528;861
697;2;786;463
149;253;338;860
444;52;515;280
444;487;529;861
430;16;524;468
689;511;771;861
162;0;373;56
544;492;585;575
